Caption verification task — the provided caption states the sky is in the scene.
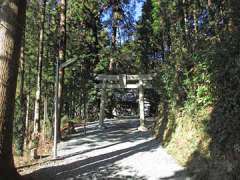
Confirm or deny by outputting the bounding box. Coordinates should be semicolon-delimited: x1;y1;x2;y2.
102;0;144;23
101;0;145;45
135;1;144;21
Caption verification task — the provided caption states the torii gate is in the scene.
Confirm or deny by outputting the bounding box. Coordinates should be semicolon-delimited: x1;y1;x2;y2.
52;56;155;158
96;74;154;130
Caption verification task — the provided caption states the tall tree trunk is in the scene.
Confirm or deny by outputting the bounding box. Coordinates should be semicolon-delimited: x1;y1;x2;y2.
15;32;27;156
208;0;212;7
228;0;240;33
0;0;27;179
109;0;118;73
193;0;199;34
93;17;99;66
178;0;188;42
57;0;67;141
111;20;117;51
24;94;30;149
33;0;47;134
43;96;48;141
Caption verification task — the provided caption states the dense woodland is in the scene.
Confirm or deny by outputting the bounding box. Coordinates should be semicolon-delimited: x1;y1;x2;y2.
0;0;240;179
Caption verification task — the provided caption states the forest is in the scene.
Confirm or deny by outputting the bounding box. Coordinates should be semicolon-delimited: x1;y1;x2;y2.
0;0;240;179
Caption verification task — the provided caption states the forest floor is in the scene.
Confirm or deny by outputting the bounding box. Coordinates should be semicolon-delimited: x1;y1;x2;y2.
20;118;191;180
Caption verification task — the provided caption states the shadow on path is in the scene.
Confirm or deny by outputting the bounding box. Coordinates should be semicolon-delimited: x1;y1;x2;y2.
24;119;186;180
25;139;159;180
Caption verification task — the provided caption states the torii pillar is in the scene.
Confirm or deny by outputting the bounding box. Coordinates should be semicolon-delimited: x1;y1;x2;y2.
138;79;148;131
99;80;107;128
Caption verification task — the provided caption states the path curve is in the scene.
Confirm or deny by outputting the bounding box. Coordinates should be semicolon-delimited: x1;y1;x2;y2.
25;119;190;180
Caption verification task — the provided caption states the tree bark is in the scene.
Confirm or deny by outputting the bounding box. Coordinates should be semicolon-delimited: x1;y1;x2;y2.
109;0;118;72
208;0;212;7
0;0;27;179
24;94;30;149
178;0;188;42
33;0;47;134
57;0;67;141
15;10;27;156
193;0;199;34
43;96;48;141
93;17;100;66
228;0;240;32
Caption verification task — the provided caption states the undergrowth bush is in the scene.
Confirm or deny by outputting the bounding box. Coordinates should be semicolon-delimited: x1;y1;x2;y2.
154;31;240;179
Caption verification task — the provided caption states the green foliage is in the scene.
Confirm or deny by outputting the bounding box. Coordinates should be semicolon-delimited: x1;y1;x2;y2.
61;115;70;128
95;56;109;73
148;0;240;178
30;135;39;150
14;96;25;155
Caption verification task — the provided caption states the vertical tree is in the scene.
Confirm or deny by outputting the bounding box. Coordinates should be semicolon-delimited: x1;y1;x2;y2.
108;0;124;72
0;0;27;179
15;21;27;156
137;0;154;73
57;0;67;140
33;0;47;133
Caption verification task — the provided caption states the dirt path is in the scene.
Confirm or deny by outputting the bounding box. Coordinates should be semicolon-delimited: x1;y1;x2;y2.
24;119;190;180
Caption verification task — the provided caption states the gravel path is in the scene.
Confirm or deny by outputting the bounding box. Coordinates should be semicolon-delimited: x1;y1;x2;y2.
25;119;190;180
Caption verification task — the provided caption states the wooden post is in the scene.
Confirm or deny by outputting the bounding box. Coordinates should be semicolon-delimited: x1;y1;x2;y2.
138;79;147;131
53;61;59;159
99;80;107;128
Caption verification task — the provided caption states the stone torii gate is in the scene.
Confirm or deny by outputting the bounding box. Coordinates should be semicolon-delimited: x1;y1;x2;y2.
96;74;154;131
